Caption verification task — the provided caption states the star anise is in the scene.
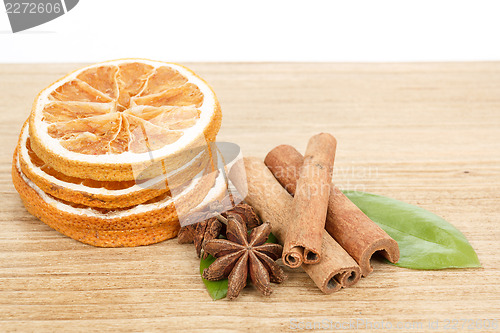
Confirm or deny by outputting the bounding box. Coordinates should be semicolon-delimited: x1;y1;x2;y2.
177;214;223;258
214;194;261;229
202;217;286;299
177;197;262;258
221;202;261;229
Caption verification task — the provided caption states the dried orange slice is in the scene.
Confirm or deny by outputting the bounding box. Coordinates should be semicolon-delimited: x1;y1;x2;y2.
12;146;228;247
29;59;221;182
18;121;213;209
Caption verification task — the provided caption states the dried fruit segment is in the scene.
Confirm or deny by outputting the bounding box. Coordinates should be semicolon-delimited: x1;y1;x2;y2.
125;106;200;130
132;83;203;108
108;115;130;154
49;80;113;103
139;66;188;96
48;113;122;155
126;114;183;153
77;65;119;99
42;102;114;123
117;62;155;108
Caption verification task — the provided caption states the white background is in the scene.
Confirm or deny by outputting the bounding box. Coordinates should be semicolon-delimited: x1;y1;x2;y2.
1;0;500;62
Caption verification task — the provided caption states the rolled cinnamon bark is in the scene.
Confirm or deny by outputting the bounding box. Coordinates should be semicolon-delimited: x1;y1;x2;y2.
264;145;400;277
283;133;337;266
239;157;360;293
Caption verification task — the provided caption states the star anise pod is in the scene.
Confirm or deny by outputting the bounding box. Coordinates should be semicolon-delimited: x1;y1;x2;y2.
178;215;223;259
202;217;286;299
177;197;262;258
214;194;261;229
222;202;261;229
211;194;261;229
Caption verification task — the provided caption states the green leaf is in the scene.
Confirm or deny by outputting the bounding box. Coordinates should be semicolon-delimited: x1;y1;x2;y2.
266;232;278;244
342;191;481;270
200;255;228;301
199;232;279;300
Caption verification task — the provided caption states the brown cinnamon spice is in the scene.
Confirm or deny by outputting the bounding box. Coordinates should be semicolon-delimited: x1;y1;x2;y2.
264;145;400;276
238;157;360;293
283;133;337;266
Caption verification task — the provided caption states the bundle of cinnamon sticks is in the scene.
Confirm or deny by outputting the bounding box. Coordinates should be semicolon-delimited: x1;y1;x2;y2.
232;133;400;294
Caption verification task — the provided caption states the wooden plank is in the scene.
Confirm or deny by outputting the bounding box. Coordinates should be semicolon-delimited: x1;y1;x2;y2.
0;63;499;332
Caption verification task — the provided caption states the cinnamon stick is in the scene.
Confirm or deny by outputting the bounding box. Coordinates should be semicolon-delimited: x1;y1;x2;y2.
264;145;400;276
237;157;360;293
283;133;337;266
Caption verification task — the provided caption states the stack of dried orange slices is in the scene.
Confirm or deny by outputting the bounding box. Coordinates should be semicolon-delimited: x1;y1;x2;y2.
12;59;227;247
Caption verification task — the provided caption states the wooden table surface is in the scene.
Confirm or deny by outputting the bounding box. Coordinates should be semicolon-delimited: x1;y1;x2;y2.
0;63;499;332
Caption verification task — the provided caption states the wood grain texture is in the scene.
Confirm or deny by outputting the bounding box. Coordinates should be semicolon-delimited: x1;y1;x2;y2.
0;63;499;332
